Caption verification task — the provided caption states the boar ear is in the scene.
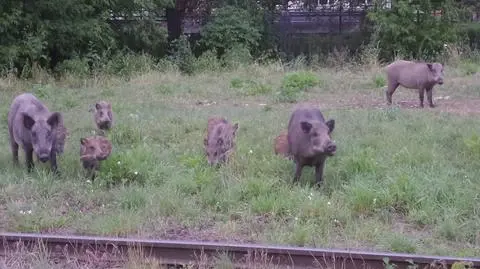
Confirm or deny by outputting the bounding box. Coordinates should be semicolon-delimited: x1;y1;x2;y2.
217;137;224;145
300;121;312;134
80;138;87;145
22;113;35;130
426;63;433;71
232;123;239;137
47;112;62;128
326;119;335;133
204;138;208;146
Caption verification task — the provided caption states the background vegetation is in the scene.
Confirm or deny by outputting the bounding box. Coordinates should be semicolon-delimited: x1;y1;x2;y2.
1;0;480;78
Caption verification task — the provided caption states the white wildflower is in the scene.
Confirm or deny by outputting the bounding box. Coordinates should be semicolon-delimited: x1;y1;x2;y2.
327;201;331;206
19;210;25;215
134;171;138;175
294;217;298;221
27;210;32;215
117;161;121;165
249;150;253;154
86;180;91;183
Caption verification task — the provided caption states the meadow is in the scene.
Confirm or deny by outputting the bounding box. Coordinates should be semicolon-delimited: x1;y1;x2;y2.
0;53;479;262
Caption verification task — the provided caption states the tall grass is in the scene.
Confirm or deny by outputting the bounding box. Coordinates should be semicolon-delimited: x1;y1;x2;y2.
0;44;479;259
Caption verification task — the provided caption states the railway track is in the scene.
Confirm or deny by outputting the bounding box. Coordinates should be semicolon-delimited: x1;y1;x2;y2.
1;232;479;269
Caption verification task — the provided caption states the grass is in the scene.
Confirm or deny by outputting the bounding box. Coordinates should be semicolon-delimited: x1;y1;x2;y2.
0;57;479;260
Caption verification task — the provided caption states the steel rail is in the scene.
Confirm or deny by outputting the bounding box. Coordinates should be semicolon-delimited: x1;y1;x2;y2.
1;232;479;269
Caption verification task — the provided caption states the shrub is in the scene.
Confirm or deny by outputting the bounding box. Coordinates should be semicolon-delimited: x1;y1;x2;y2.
97;147;150;187
367;0;462;61
169;35;195;75
201;5;262;56
275;71;320;103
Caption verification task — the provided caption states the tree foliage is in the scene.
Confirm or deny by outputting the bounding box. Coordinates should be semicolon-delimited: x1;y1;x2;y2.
368;0;463;61
200;5;263;55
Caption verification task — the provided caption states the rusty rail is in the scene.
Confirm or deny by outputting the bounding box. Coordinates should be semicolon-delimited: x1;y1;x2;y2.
1;232;479;269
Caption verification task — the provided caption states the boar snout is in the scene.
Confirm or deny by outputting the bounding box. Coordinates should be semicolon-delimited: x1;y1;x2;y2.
324;140;337;156
37;152;50;163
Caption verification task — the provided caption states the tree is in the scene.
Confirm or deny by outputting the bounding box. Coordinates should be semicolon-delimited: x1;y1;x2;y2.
368;0;462;61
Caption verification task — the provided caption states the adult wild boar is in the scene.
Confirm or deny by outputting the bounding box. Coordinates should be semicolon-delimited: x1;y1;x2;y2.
385;60;444;108
287;105;336;185
80;135;112;180
93;101;114;132
203;116;239;166
8;93;65;173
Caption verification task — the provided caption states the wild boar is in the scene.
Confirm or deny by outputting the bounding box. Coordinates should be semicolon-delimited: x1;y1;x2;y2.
385;60;444;108
93;101;114;132
274;130;291;159
203;116;239;166
8;93;64;173
287;105;336;185
80;135;112;180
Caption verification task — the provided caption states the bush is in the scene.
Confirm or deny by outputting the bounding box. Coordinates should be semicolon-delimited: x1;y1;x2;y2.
192;49;222;73
97;147;150;187
201;5;262;56
169;35;195;75
275;71;320;103
367;0;461;61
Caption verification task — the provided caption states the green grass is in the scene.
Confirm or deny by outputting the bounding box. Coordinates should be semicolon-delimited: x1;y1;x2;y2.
0;60;479;258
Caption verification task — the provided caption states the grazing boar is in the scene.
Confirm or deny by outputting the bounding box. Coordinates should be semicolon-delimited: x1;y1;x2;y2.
93;101;114;132
287;105;336;185
203;116;239;166
385;60;444;108
80;136;112;180
274;130;291;159
8;93;65;173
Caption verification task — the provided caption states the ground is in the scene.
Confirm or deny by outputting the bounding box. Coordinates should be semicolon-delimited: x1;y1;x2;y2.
0;62;479;261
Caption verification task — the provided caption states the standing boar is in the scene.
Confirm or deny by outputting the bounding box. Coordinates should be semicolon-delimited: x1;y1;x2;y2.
385;60;444;108
203;116;239;166
93;101;114;132
287;105;336;185
80;135;112;180
8;93;65;173
274;130;291;159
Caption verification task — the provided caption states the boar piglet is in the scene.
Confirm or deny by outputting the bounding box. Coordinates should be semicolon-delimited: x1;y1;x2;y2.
93;101;114;131
203;116;239;166
8;93;65;173
274;130;291;159
287;105;336;185
385;60;444;108
80;135;112;180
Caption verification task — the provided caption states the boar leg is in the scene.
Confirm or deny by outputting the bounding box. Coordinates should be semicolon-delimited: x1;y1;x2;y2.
386;81;399;105
10;141;19;165
314;158;326;186
426;87;435;108
418;88;425;108
293;159;304;183
24;147;34;172
49;150;59;174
